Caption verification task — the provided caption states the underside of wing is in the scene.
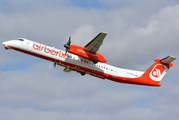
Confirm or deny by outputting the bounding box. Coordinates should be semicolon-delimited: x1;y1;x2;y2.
83;32;107;53
63;67;72;73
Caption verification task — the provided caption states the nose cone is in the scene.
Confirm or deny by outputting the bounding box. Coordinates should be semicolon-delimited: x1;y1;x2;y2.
2;41;6;45
2;41;12;46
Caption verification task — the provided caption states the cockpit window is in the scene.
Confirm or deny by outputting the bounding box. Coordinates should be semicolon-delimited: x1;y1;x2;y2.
18;39;24;41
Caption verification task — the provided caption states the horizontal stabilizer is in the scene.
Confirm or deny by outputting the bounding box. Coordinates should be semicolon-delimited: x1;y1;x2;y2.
160;56;177;64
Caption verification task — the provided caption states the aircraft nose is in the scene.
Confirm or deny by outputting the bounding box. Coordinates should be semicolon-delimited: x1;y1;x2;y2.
2;41;11;46
2;41;12;50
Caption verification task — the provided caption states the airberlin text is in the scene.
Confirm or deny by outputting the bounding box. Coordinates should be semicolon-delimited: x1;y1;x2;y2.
33;43;68;59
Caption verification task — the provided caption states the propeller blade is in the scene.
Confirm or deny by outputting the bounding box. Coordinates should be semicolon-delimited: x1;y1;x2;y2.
68;36;71;45
65;48;68;55
53;62;57;68
64;36;71;54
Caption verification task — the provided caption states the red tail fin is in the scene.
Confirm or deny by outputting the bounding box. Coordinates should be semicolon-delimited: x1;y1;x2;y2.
141;56;176;83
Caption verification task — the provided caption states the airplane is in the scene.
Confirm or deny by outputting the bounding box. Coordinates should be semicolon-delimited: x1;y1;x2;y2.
2;32;177;86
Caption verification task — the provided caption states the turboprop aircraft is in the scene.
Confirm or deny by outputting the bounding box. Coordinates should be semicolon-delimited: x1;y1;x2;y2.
2;32;177;86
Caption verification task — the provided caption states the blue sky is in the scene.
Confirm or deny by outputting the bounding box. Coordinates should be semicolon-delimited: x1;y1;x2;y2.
0;0;179;120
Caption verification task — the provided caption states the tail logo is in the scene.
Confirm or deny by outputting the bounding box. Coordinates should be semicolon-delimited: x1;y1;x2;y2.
152;68;161;78
149;64;167;81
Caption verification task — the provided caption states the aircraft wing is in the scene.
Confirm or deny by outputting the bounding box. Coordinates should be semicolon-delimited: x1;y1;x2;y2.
63;67;72;72
83;32;107;53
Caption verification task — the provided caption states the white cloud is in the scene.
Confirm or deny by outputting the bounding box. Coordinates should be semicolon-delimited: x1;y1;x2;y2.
71;24;95;46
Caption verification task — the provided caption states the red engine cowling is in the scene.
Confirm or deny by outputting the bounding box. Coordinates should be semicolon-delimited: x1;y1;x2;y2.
68;45;107;63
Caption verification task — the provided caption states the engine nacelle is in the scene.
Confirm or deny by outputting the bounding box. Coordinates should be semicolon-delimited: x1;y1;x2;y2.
69;45;107;63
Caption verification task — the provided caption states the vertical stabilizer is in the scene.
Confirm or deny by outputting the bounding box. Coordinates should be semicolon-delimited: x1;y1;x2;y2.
141;56;176;83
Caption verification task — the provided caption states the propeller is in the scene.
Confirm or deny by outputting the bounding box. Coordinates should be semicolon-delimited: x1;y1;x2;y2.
64;36;71;54
53;62;57;68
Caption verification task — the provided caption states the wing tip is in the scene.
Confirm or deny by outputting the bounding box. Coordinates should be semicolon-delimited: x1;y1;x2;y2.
100;32;107;35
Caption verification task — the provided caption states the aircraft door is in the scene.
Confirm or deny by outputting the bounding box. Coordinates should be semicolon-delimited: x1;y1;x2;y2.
112;68;118;77
27;40;33;51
